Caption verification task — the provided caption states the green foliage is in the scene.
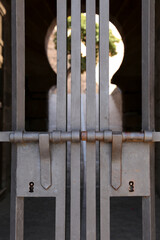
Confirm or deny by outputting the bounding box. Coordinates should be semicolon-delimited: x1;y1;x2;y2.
53;14;120;73
109;29;120;56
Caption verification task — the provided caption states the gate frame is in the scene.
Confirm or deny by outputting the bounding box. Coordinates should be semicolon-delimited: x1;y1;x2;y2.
10;0;156;239
142;0;155;239
10;0;25;239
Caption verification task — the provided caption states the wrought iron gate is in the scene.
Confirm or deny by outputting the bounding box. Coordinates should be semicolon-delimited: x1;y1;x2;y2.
1;0;156;239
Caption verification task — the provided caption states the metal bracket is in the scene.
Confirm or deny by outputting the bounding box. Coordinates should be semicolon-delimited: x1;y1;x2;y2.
39;134;52;190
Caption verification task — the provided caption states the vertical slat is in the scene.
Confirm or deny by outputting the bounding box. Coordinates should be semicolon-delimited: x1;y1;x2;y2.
12;0;25;129
86;0;96;239
55;0;67;239
70;0;81;239
99;0;110;239
10;0;25;239
142;0;155;239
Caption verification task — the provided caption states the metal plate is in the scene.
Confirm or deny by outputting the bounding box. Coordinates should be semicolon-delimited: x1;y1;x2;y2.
110;142;150;197
17;143;59;197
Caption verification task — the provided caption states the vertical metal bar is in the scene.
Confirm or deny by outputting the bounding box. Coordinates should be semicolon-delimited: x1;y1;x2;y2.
142;0;155;239
70;0;81;239
99;0;110;239
86;0;96;239
55;0;67;239
10;0;25;239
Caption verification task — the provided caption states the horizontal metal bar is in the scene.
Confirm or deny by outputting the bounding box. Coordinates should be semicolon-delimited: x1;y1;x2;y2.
152;132;160;142
0;130;158;143
0;131;11;142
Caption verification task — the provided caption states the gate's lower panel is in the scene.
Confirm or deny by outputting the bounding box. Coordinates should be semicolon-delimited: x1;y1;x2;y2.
17;142;150;198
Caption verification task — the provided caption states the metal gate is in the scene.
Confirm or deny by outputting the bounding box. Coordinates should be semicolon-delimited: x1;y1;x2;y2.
0;0;156;239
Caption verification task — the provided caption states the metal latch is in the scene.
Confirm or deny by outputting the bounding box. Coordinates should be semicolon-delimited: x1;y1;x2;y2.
111;133;122;190
39;134;52;190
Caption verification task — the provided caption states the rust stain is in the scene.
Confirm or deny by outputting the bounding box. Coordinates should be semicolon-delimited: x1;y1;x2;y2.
81;131;87;141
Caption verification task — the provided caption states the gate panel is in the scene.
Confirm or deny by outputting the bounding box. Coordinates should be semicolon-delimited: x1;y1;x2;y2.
9;0;156;239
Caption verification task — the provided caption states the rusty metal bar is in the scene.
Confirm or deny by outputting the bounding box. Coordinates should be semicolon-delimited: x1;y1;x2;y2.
0;131;155;142
0;130;159;143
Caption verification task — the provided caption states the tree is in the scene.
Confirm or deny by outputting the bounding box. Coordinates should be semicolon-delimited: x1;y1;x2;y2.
53;14;120;73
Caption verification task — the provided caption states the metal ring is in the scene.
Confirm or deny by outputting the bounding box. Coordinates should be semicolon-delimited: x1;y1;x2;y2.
72;131;80;142
87;131;96;142
104;130;112;142
10;131;23;143
144;131;153;142
50;131;61;143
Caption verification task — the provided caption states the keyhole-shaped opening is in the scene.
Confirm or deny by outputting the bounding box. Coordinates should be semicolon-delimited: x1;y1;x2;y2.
29;182;34;193
129;181;134;192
